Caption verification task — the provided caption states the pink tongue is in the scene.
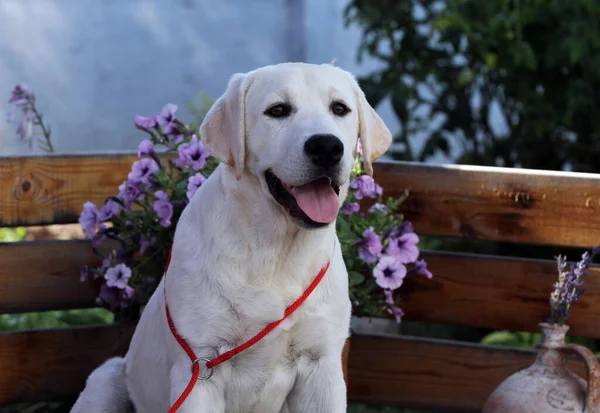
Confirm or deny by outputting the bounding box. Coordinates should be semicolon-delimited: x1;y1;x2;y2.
290;179;339;223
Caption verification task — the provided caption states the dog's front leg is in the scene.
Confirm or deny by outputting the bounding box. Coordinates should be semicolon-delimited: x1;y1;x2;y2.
170;364;225;413
286;356;347;413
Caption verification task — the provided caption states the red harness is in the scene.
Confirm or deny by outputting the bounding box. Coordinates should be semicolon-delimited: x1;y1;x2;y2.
163;248;330;413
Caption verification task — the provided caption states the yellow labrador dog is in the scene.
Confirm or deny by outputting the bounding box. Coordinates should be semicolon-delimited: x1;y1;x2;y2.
70;62;391;413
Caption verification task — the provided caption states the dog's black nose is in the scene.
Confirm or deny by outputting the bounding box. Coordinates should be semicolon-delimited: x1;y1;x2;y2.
304;134;344;168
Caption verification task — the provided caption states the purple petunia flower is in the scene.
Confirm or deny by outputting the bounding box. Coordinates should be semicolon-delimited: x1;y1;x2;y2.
187;172;207;200
373;255;407;290
414;259;432;279
358;227;383;264
97;284;135;310
91;223;108;248
369;203;388;214
121;285;135;306
97;284;120;309
101;255;112;272
356;140;362;156
177;135;210;170
8;84;37;148
79;202;100;238
399;221;414;235
387;303;404;322
156;103;178;127
153;190;173;227
350;175;383;200
16;115;34;145
98;199;120;221
128;158;160;186
383;289;404;322
80;265;89;282
9;84;31;105
342;202;360;216
140;235;156;256
386;232;420;264
135;115;157;130
137;139;155;158
104;263;132;289
118;180;144;208
156;103;181;139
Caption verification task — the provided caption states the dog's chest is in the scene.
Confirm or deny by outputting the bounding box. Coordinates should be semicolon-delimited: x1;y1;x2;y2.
222;315;329;413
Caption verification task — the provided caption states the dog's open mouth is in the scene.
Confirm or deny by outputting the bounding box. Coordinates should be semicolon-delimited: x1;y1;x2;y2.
265;169;340;228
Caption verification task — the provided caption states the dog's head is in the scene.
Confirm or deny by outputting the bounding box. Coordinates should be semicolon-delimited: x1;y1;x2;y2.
200;62;392;229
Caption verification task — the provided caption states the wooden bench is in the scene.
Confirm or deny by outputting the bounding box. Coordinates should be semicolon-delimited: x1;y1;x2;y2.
2;153;600;412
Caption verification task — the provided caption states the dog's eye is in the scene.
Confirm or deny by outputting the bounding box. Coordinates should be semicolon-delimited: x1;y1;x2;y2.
265;103;291;118
331;102;350;117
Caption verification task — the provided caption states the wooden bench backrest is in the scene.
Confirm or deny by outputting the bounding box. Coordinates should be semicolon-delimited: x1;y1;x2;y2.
1;153;600;411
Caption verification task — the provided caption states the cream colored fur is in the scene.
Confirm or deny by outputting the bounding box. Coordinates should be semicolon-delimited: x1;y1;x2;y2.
70;62;391;413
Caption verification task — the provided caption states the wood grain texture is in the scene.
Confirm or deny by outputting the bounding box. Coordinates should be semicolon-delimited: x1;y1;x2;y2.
2;154;600;248
0;240;103;313
5;240;600;339
0;153;136;227
0;327;590;409
372;161;600;248
0;324;133;404
347;334;588;412
399;250;600;339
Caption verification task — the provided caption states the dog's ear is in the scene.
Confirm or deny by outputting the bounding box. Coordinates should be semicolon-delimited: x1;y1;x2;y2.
352;78;392;176
200;73;252;180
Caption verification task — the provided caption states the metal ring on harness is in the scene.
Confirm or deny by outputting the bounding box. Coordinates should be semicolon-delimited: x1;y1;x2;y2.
191;358;214;380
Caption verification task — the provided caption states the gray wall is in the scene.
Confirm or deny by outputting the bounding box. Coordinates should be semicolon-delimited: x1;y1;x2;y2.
0;0;401;156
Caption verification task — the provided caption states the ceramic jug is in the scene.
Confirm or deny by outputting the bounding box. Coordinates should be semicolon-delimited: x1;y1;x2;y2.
482;322;600;413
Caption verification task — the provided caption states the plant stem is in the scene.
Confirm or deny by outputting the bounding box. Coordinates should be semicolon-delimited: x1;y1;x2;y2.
31;104;54;153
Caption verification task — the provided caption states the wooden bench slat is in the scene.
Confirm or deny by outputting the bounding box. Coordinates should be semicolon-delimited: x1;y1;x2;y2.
375;161;600;248
0;240;102;313
0;153;135;227
399;250;600;339
2;154;600;248
0;324;133;404
347;333;588;412
2;327;578;411
5;240;600;340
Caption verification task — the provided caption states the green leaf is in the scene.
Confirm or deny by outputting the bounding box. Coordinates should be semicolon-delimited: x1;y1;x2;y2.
483;53;497;70
349;271;365;287
458;69;474;85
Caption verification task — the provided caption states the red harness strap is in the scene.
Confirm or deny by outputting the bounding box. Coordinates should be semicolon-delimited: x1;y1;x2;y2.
163;247;330;413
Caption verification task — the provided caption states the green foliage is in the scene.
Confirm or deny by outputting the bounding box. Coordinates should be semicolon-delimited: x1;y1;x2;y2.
337;156;425;321
480;329;600;354
0;227;27;242
0;309;113;332
345;0;600;172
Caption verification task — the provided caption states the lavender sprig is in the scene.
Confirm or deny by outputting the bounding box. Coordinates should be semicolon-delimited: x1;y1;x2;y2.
548;246;600;325
7;84;54;153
